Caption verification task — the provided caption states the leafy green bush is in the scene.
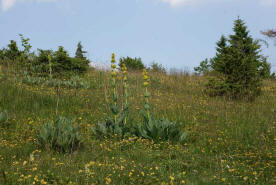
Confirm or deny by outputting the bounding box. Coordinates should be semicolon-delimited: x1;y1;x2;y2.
259;57;272;79
1;37;90;77
149;62;166;74
194;58;212;75
134;114;187;143
51;46;89;77
5;40;21;61
119;57;145;71
37;117;83;153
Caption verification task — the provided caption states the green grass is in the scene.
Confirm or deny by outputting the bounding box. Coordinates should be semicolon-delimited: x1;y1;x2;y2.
0;67;275;185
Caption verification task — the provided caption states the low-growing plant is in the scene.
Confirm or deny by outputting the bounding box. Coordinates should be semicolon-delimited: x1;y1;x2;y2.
134;69;187;143
0;110;9;128
135;113;187;143
37;116;83;153
22;75;90;89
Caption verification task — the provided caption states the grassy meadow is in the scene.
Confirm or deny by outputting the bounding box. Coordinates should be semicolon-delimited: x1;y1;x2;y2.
0;66;275;185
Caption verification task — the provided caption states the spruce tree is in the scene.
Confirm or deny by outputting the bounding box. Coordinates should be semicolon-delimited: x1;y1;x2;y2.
207;18;266;100
75;41;87;60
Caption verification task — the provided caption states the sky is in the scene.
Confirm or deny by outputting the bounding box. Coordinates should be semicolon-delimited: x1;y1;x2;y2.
0;0;276;71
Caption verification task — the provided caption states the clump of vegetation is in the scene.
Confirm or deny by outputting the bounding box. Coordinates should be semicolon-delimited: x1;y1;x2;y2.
22;75;90;89
91;54;131;138
37;117;83;153
206;18;270;100
134;69;187;143
149;62;166;74
0;110;9;128
194;58;212;75
0;35;90;77
119;56;145;71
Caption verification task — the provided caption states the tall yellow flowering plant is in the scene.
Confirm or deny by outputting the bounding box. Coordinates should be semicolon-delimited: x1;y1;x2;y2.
143;69;151;120
91;53;131;138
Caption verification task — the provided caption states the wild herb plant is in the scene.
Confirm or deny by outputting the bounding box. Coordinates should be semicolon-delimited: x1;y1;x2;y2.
91;53;131;138
122;63;129;125
37;116;83;153
134;69;187;143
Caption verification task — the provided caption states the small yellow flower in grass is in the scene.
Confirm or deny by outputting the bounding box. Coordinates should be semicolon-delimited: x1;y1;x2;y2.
34;175;39;181
221;178;226;182
106;177;112;184
143;82;149;87
243;176;248;181
170;175;175;181
29;154;34;162
181;180;185;184
253;171;257;176
23;161;27;166
40;179;47;185
228;169;235;172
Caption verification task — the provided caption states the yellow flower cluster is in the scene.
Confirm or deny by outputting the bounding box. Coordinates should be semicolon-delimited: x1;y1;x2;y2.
111;53;117;77
143;69;150;87
122;63;127;75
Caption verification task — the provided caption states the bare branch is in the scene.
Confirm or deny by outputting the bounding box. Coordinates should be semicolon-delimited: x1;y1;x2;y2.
261;29;276;38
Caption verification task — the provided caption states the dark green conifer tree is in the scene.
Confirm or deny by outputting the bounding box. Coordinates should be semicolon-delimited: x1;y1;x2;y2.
75;42;87;60
207;18;267;100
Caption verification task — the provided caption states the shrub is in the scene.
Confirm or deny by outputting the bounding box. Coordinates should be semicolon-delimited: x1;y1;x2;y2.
259;57;272;79
4;40;21;61
149;62;166;74
194;58;212;75
37;117;83;153
33;49;53;75
32;47;89;77
119;57;145;71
